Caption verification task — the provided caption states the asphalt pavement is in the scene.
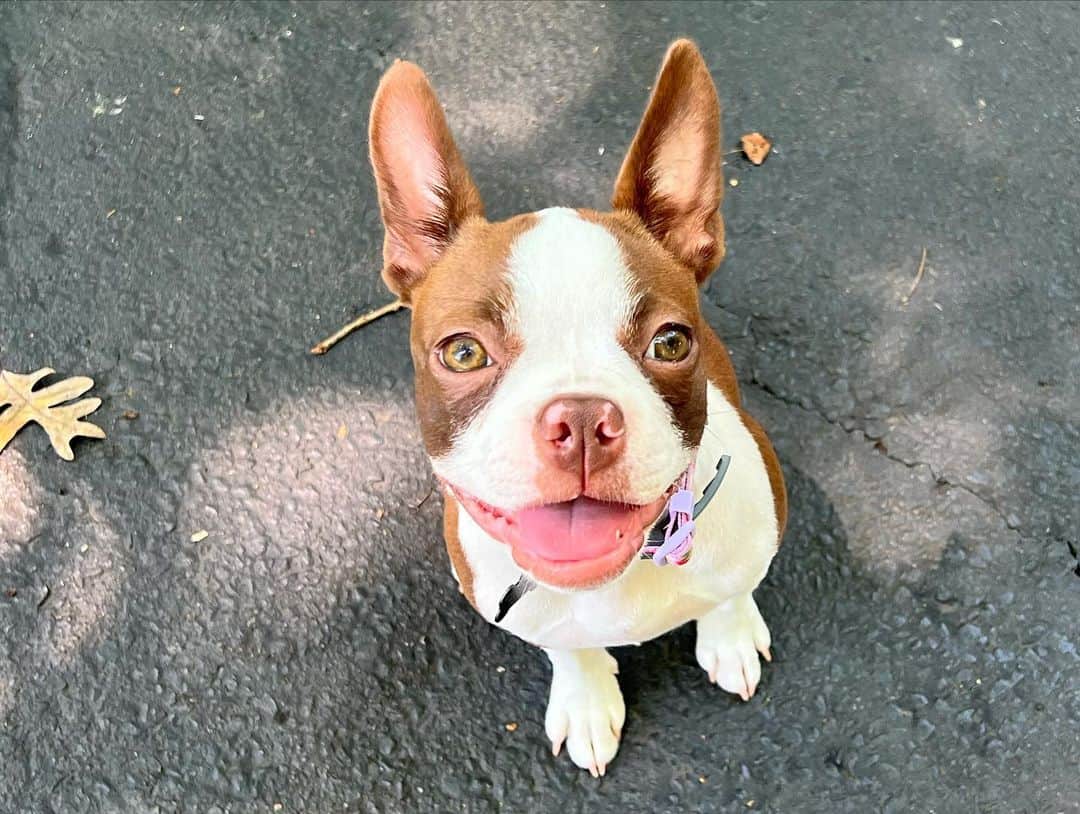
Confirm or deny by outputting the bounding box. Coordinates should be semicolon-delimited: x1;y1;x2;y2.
1;2;1078;812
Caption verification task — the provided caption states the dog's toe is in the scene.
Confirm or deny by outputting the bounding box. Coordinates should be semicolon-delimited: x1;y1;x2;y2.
695;594;772;701
545;649;625;776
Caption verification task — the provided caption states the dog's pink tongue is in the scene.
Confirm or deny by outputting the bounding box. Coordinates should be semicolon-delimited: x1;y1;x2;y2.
512;498;640;562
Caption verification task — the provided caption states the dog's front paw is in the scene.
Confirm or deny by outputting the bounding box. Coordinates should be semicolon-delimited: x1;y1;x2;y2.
544;648;625;777
695;594;772;701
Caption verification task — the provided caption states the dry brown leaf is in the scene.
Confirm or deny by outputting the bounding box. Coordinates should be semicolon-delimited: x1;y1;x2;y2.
0;367;106;460
740;132;772;165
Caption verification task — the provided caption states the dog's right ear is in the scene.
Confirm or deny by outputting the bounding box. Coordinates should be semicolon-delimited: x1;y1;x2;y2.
612;40;724;284
368;61;484;300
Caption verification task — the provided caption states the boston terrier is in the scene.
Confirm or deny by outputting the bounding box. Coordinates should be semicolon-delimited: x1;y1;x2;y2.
366;39;786;776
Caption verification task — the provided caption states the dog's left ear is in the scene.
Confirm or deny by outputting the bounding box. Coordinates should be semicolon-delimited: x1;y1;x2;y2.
368;60;485;300
612;40;724;283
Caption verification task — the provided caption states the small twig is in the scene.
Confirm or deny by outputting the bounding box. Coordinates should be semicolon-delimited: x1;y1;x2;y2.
902;247;928;304
309;299;405;355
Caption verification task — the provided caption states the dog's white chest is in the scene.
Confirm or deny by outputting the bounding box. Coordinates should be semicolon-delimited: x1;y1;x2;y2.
496;560;718;650
451;383;780;651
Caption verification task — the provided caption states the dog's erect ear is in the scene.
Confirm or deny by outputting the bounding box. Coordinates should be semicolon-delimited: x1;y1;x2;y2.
612;40;724;283
368;60;484;300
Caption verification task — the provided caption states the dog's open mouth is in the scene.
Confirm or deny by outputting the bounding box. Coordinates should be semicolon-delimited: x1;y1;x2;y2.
444;478;683;589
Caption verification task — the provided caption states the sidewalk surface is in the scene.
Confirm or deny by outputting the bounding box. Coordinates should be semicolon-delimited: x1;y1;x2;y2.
1;3;1078;812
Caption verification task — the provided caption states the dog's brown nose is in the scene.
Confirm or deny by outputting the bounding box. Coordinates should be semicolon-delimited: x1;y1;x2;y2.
535;397;626;484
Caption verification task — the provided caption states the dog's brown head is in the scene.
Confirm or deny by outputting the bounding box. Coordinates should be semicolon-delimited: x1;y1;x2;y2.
368;41;727;589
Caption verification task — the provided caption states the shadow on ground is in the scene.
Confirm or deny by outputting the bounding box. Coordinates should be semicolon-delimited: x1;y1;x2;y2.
1;3;1077;813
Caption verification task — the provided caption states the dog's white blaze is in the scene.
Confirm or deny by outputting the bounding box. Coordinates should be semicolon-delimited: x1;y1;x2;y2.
506;207;637;360
454;381;779;649
431;207;692;509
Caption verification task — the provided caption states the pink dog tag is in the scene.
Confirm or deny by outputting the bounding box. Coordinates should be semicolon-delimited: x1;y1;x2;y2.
642;454;732;567
642;466;696;565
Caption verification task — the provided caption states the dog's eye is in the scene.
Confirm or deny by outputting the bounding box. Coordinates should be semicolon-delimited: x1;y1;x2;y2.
647;326;692;362
439;335;490;372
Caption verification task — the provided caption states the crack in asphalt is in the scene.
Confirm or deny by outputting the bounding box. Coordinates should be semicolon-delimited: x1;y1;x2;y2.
707;298;1027;539
742;372;1024;538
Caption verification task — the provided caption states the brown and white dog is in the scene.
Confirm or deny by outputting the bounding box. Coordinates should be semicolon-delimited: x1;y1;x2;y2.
367;40;787;776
